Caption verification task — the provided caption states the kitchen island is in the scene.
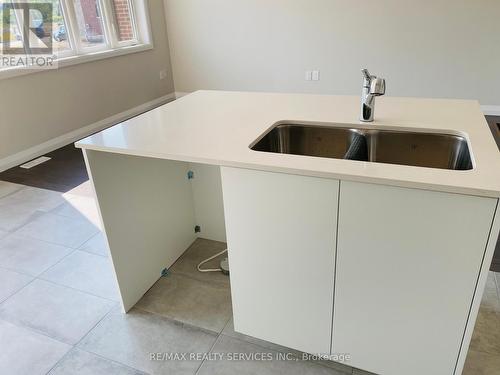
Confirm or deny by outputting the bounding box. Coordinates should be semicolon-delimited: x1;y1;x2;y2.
76;91;500;375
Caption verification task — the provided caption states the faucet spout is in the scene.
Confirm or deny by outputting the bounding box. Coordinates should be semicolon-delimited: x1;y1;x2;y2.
361;68;371;82
360;69;386;122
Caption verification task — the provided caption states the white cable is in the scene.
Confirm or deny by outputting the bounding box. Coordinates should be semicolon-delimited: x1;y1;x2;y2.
197;249;228;273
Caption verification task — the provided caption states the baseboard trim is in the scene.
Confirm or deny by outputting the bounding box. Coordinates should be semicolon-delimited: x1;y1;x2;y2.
481;105;500;116
0;92;176;173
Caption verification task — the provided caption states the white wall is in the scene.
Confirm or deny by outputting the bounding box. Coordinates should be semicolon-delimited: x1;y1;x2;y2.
0;0;174;163
164;0;500;106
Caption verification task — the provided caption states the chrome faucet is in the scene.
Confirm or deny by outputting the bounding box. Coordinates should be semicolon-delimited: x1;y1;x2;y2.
360;69;386;122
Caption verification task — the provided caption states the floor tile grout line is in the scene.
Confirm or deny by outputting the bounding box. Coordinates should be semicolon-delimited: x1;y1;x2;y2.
216;324;354;374
73;304;120;349
35;247;116;301
43;306;138;375
0;199;102;251
3;191;101;249
132;304;223;336
49;205;103;227
9;226;100;252
73;348;152;375
195;331;355;375
135;303;224;335
2;206;100;250
0;286;117;347
0;222;100;262
114;306;226;374
0;246;82;288
123;247;353;373
74;306;223;375
0;183;27;199
77;247;109;258
0;277;117;348
0;274;39;309
43;345;74;375
77;232;109;258
0;209;48;233
33;248;79;278
0;314;73;347
0;263;39;278
194;322;227;375
36;276;120;304
0;183;68;208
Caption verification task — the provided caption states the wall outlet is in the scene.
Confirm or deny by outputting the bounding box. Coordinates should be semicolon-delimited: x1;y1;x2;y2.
305;70;320;81
159;69;167;80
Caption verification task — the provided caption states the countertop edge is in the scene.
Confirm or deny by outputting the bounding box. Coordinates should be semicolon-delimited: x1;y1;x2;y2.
75;142;500;199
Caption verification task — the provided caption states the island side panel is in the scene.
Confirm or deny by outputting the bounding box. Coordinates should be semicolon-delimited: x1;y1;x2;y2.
332;181;498;375
83;150;196;311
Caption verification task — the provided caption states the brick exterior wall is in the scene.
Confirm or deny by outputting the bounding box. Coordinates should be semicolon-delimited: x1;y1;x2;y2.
80;0;103;36
112;0;134;41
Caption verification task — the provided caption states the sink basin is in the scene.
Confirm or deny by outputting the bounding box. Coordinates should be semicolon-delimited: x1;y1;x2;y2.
364;130;472;170
251;123;473;170
251;124;367;161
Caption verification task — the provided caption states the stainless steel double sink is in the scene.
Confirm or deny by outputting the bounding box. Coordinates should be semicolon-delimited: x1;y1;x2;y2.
250;123;473;171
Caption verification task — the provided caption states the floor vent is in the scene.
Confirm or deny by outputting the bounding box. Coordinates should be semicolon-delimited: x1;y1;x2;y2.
20;156;51;169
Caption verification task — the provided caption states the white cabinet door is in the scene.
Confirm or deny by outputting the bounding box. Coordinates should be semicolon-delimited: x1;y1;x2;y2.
333;181;497;375
221;167;339;355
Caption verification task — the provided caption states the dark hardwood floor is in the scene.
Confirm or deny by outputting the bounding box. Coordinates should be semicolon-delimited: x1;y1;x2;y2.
0;144;88;193
485;115;500;148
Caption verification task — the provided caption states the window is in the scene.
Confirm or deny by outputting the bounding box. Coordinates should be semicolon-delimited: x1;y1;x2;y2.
0;4;23;51
72;0;107;50
0;0;151;75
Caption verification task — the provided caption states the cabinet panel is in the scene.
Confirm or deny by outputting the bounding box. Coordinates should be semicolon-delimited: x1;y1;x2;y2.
189;163;226;242
333;181;497;375
221;167;338;355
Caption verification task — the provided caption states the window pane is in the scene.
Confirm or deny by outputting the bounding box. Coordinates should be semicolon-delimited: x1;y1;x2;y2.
25;0;71;53
73;0;106;49
48;0;71;53
4;0;72;54
111;0;135;42
0;4;24;52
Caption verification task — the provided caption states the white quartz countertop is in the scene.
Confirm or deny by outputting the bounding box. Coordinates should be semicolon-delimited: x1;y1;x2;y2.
76;90;500;198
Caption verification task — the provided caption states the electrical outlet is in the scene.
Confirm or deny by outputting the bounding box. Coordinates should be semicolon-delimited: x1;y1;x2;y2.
305;70;320;81
159;69;167;80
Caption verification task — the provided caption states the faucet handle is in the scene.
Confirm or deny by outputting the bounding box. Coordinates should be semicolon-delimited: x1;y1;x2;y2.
370;77;386;96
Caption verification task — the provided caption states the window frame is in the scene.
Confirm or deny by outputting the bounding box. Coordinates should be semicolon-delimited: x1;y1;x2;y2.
0;0;153;80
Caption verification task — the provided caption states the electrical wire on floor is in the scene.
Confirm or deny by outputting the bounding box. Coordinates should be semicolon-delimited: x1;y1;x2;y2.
197;249;229;275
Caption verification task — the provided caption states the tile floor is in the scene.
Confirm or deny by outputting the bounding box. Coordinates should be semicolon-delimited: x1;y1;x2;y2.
0;179;498;375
